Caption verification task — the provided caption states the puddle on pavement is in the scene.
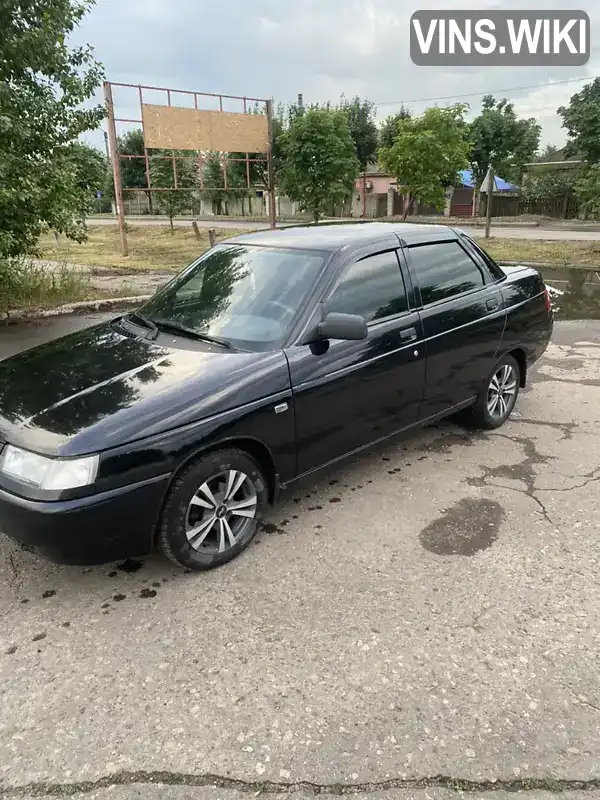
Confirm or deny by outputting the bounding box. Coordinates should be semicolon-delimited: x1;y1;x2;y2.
419;498;505;556
540;267;600;320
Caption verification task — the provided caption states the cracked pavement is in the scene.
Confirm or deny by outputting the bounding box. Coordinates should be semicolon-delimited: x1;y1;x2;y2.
0;317;599;800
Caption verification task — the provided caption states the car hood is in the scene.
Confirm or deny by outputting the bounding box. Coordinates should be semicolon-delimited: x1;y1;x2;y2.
0;320;290;457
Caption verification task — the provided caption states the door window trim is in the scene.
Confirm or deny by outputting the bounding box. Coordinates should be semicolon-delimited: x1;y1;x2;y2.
405;239;491;309
323;247;412;326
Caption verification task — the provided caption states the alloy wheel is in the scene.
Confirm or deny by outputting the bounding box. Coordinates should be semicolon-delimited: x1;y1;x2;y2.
185;469;258;554
487;363;517;421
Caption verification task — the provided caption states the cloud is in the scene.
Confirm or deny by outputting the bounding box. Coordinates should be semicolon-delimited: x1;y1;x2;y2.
74;0;599;150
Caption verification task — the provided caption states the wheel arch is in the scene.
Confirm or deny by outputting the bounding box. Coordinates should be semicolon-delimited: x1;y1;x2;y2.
161;436;279;509
507;347;527;387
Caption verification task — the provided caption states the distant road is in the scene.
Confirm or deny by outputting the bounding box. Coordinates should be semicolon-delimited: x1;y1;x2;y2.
88;216;600;241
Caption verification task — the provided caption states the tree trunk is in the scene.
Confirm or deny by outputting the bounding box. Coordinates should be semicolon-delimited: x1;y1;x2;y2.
169;215;174;234
402;195;413;221
313;210;320;224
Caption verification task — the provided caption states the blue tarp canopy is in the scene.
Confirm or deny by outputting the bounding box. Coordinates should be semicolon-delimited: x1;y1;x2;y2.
458;169;519;192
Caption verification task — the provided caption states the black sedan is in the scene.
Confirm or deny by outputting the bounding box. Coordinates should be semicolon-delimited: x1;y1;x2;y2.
0;223;553;569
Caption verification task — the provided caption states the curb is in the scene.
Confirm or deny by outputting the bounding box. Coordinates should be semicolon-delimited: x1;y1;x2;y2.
2;295;151;325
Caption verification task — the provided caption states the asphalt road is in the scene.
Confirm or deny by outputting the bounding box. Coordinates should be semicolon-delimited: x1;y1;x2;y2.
91;216;600;241
0;315;599;800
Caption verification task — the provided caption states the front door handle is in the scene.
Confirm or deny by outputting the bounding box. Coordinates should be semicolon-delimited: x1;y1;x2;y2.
399;326;418;342
486;297;499;311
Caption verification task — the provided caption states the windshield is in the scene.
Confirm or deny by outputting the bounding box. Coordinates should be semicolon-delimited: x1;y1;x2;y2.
140;244;328;351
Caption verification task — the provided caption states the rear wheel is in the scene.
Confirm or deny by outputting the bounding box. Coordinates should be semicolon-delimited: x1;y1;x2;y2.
466;354;520;430
157;448;268;570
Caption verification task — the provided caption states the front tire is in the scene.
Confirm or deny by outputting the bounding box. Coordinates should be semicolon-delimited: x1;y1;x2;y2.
466;354;520;430
157;448;268;570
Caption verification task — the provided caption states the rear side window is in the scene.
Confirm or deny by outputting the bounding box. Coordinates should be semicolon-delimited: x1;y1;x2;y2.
325;250;408;323
408;242;485;306
460;234;504;281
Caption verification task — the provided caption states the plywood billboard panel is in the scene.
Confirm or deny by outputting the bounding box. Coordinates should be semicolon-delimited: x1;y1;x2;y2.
141;104;269;152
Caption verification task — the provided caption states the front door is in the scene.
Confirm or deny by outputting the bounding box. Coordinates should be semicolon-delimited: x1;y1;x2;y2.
286;249;426;476
404;239;506;419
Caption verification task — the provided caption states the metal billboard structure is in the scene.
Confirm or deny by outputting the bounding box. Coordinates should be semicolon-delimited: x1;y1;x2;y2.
103;81;277;255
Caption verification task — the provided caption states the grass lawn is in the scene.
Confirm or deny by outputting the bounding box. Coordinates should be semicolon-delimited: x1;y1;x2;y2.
482;238;600;267
37;225;252;272
36;225;600;271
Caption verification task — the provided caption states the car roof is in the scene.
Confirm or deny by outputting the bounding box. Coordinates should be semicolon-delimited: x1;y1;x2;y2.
221;221;460;251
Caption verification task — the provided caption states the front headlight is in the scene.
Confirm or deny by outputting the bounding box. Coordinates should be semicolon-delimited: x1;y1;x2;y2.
0;445;99;491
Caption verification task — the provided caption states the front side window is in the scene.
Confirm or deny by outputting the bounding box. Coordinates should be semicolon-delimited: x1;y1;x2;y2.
408;242;485;306
325;251;408;323
141;244;327;350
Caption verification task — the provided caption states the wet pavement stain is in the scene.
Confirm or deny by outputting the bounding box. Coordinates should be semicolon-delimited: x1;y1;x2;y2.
260;522;281;534
42;590;56;599
113;593;126;602
5;646;17;655
329;497;341;503
20;599;29;604
511;419;578;441
61;622;70;628
139;588;157;599
117;559;144;573
107;571;118;578
419;498;505;556
32;632;47;642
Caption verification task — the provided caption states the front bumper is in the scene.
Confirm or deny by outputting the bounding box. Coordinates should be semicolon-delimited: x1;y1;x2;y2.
0;474;170;565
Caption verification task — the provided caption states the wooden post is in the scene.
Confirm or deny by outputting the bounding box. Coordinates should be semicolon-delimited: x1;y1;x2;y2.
103;81;128;256
192;220;202;242
266;99;277;229
484;165;494;239
209;228;216;247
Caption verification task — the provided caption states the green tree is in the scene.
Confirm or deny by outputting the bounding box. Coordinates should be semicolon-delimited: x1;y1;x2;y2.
468;96;540;189
202;154;226;215
65;141;108;211
339;96;378;216
521;170;579;218
150;152;197;232
379;107;411;150
558;78;600;163
574;164;600;219
0;0;104;260
279;107;360;223
536;144;560;162
378;105;471;219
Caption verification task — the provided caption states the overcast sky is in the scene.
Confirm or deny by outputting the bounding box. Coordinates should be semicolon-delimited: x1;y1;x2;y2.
74;0;599;153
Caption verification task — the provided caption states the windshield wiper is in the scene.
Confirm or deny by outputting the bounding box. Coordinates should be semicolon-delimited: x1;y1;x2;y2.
152;319;231;349
125;311;159;339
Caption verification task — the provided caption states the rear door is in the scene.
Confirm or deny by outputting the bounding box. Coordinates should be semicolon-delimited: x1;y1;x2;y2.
404;238;505;420
286;248;426;475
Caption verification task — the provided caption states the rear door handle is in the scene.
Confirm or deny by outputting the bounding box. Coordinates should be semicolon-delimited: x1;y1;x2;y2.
486;298;499;311
399;326;418;342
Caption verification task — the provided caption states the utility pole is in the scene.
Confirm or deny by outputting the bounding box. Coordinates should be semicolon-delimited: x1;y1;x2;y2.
484;164;494;239
104;81;128;256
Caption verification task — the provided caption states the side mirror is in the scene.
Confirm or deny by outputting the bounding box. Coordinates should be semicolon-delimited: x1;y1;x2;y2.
317;312;368;341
